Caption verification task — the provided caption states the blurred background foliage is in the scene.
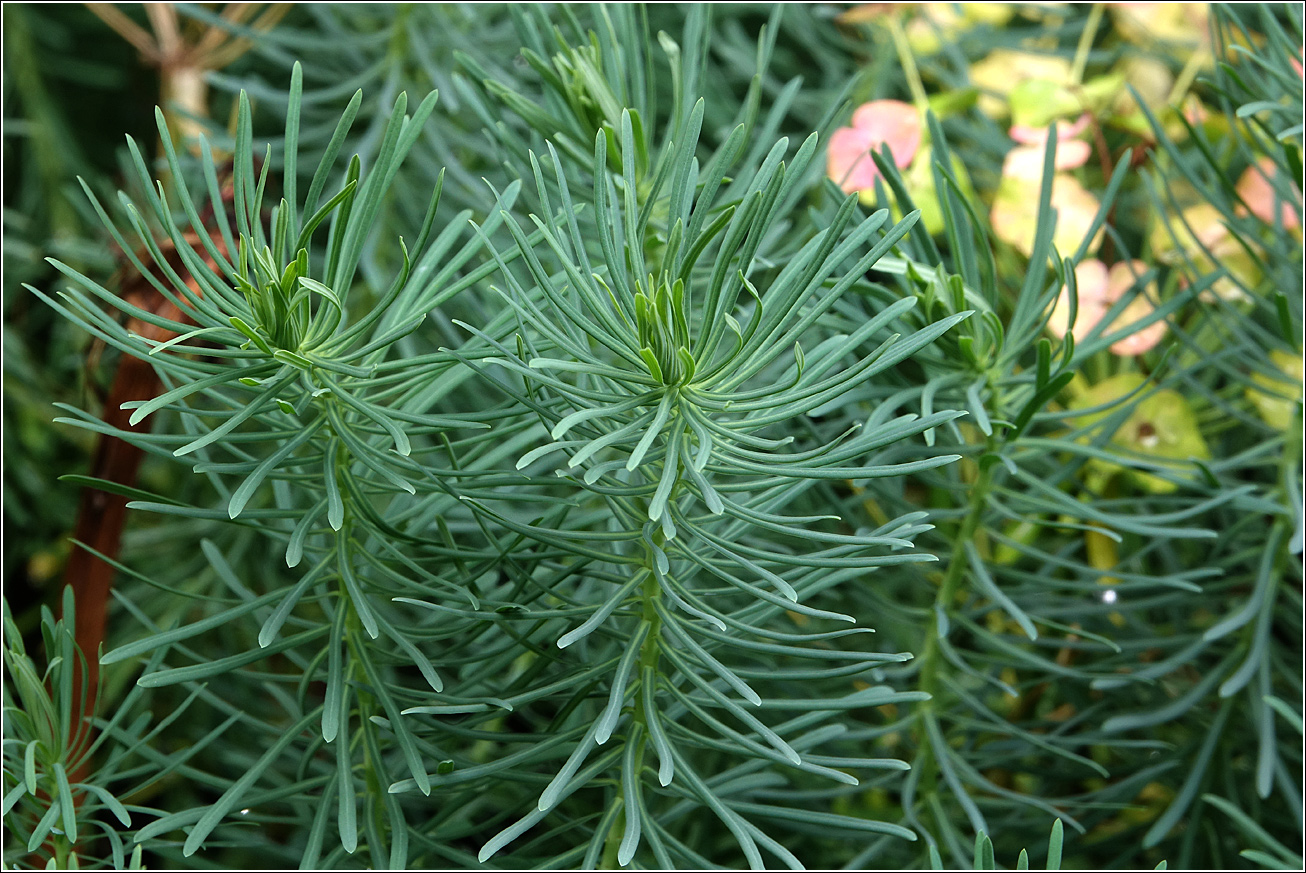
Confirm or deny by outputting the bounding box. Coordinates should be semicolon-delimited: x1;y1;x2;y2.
3;2;1302;870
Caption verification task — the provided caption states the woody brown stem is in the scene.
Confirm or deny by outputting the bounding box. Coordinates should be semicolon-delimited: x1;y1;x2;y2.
63;270;190;783
63;230;224;784
63;324;167;776
63;1;264;785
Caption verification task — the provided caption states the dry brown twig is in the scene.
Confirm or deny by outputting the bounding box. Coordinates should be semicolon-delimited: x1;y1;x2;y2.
84;3;290;143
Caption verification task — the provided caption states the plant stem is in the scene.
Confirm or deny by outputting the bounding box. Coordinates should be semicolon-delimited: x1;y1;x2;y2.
918;451;995;700
886;12;930;112
1070;4;1105;86
910;439;997;819
600;534;667;869
600;800;625;869
1168;47;1210;107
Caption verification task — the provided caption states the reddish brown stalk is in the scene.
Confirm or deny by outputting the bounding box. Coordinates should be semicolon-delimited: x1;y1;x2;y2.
63;231;225;785
63;0;282;789
63;299;172;772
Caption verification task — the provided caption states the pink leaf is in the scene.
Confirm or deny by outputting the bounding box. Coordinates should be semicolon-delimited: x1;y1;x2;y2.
1235;157;1301;230
1047;259;1166;355
827;100;922;193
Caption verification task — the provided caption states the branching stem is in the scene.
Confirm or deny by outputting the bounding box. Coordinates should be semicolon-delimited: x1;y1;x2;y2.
911;435;997;832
